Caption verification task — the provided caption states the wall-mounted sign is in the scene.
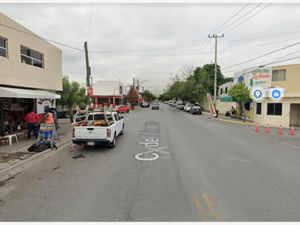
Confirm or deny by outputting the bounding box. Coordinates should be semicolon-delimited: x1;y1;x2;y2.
251;67;272;88
87;86;93;96
37;98;55;114
250;86;265;103
268;87;284;102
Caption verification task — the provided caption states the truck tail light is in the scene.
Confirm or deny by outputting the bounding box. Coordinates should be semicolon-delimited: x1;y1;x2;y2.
107;129;111;138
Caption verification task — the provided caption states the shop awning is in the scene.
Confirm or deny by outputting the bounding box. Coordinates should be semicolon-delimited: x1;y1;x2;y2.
220;96;236;102
0;87;60;99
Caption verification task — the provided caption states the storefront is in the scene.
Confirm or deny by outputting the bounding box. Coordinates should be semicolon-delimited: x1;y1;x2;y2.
0;86;60;135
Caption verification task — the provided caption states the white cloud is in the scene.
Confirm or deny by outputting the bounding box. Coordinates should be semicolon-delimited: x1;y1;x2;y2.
1;3;300;95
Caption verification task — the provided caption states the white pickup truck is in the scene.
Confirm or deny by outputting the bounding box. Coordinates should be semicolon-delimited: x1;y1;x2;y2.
72;111;125;148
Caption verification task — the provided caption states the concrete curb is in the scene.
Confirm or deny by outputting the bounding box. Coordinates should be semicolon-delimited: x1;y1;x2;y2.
218;118;255;126
0;137;72;182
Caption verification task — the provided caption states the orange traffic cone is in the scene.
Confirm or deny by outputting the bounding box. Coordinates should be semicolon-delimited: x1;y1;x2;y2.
264;124;270;133
278;125;283;135
255;123;260;133
289;126;295;136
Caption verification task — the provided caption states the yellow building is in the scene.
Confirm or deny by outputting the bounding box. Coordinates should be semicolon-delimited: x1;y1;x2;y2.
0;12;62;115
253;64;300;128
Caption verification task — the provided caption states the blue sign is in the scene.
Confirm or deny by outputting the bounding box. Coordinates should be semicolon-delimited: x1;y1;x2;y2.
269;88;284;102
250;86;265;102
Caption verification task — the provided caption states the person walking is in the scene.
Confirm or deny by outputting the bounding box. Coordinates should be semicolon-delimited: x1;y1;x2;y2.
25;108;39;139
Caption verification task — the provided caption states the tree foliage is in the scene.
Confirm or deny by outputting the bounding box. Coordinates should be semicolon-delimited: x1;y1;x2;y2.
56;76;86;121
228;83;251;103
127;86;139;108
141;90;156;102
159;63;230;104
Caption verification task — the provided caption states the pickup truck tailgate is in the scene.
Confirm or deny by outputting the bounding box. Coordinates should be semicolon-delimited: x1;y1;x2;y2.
74;127;107;140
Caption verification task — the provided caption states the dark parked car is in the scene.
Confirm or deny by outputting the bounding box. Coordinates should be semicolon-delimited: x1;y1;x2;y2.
190;105;202;115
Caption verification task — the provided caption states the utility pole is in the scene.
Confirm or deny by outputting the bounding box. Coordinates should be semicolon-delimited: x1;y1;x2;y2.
84;41;91;105
208;34;224;108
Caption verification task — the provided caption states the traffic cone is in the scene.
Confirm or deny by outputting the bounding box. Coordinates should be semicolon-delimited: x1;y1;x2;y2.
278;125;283;135
264;124;270;133
255;123;260;133
289;126;295;136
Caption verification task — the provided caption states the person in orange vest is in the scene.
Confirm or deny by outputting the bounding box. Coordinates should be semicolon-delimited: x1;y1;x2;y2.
44;106;54;124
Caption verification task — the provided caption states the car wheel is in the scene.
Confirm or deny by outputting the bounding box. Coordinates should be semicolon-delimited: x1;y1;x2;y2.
108;135;116;148
120;125;125;135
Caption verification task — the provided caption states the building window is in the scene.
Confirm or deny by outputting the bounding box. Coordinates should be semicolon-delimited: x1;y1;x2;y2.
220;88;223;95
267;103;282;116
20;46;44;68
272;69;286;81
256;103;261;115
0;37;7;58
225;87;228;94
119;86;123;94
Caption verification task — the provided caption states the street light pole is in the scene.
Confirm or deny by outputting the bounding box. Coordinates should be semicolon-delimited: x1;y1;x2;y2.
208;34;224;108
84;41;92;106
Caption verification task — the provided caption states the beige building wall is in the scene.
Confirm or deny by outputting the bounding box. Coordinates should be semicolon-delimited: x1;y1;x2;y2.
216;100;236;115
0;12;62;91
271;64;300;92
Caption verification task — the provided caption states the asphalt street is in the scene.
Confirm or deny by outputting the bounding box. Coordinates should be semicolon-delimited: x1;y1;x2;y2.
1;104;300;221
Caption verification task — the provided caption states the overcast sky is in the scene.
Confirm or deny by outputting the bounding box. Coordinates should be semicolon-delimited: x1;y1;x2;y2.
1;3;300;94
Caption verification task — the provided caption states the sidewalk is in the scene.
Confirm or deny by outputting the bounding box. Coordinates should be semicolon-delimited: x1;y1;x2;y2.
0;119;73;181
203;111;255;126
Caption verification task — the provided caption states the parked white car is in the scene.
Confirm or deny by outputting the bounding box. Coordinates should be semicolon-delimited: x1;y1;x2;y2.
184;103;194;112
72;111;124;148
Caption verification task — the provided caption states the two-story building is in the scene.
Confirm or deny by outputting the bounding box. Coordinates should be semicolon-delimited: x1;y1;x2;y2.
0;12;62;133
231;64;300;128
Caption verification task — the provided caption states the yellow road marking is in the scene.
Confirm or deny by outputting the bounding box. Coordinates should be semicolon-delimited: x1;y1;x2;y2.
192;194;209;221
218;118;254;126
202;192;221;221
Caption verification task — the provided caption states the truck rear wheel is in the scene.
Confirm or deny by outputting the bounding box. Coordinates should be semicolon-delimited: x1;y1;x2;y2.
108;135;116;148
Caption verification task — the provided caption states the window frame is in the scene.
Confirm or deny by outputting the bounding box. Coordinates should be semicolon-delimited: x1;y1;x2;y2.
256;103;261;115
272;69;286;81
0;36;8;58
267;103;282;116
20;45;44;69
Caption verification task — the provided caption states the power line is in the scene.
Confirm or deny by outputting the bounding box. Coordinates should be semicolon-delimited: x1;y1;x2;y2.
223;41;300;70
210;3;250;34
223;3;272;34
217;3;263;34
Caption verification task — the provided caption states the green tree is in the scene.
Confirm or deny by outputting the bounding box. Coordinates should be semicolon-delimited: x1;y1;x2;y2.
127;86;139;109
141;90;156;102
228;83;251;121
57;76;86;122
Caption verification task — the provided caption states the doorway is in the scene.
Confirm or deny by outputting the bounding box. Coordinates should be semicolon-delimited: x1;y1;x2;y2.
290;104;300;126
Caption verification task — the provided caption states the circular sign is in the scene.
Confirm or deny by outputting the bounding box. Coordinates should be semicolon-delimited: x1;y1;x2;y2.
250;86;265;102
87;86;93;96
268;88;284;102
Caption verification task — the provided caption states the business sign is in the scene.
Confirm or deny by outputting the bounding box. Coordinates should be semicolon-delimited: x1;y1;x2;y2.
268;87;284;102
251;67;272;88
87;86;93;96
37;98;55;114
250;86;265;103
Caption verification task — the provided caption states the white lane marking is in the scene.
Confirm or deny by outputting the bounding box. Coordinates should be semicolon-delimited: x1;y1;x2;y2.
134;146;169;161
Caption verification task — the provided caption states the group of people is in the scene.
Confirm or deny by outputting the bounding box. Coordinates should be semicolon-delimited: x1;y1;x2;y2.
25;106;58;139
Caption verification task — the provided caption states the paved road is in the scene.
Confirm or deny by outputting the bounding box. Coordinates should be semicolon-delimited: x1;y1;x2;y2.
1;104;300;221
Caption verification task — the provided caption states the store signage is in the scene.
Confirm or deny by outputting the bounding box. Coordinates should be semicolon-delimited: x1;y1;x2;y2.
37;98;55;114
268;87;284;102
251;67;272;88
87;86;93;96
250;86;265;102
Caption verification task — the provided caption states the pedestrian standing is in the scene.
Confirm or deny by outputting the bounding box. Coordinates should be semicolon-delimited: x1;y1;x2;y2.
25;109;39;139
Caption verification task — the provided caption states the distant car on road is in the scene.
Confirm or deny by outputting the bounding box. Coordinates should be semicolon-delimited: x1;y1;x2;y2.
151;102;159;110
184;103;194;112
190;105;202;115
141;101;150;108
114;104;130;113
176;102;185;110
